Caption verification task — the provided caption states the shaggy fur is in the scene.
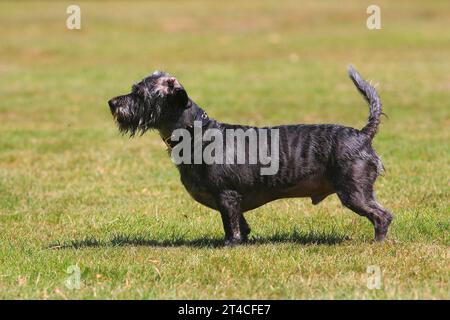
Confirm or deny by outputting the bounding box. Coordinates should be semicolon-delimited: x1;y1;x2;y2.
108;66;393;245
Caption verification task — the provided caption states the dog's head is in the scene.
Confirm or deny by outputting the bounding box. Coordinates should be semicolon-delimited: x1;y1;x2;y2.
108;71;189;136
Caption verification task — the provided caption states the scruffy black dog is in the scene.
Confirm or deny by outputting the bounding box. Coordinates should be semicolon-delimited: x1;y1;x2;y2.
108;66;393;245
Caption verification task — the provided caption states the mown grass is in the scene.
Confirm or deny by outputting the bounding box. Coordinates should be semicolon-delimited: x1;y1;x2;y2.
0;0;449;299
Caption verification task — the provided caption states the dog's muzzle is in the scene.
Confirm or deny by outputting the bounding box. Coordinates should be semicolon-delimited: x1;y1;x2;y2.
108;98;118;114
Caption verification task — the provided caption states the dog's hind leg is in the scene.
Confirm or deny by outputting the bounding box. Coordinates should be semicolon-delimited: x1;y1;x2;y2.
217;190;245;246
337;190;393;241
334;160;393;241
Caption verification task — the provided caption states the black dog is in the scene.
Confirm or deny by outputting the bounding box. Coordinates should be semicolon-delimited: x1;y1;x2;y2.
108;66;393;245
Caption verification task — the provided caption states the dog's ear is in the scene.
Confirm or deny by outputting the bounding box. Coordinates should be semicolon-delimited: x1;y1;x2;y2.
176;89;189;109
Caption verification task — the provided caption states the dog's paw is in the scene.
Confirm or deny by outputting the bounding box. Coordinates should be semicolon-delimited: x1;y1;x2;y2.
374;215;393;242
224;238;244;247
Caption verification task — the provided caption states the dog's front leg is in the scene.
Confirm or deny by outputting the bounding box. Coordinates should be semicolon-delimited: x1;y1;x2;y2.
217;191;244;246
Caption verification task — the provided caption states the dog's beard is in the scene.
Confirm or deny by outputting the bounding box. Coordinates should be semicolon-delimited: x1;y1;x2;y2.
114;97;166;137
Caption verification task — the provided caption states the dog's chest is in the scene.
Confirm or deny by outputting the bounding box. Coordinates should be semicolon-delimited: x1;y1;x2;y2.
178;166;218;210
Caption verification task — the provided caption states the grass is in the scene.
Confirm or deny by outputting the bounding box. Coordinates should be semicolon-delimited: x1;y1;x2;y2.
0;0;449;299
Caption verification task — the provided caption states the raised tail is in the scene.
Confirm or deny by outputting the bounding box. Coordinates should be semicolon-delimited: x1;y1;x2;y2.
348;65;382;140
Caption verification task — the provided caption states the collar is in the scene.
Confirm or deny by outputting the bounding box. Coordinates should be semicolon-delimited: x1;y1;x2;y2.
162;109;209;150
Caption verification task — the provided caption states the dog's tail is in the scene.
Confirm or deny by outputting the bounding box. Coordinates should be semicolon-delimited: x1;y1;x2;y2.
348;65;382;140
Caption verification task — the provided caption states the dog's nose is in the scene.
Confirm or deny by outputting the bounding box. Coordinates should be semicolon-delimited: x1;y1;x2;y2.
108;98;117;112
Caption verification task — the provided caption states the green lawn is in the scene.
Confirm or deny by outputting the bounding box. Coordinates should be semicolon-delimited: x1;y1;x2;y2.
0;0;448;299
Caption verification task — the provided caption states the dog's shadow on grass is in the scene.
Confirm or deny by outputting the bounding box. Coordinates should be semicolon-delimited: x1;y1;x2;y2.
48;230;349;250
